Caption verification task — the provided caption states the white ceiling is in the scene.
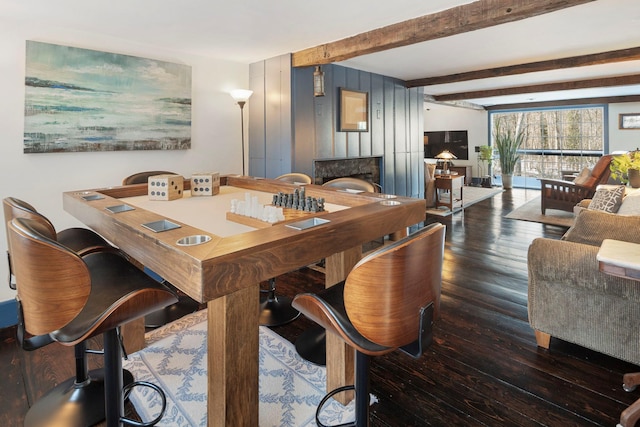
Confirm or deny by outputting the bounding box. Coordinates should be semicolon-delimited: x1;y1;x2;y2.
3;0;640;107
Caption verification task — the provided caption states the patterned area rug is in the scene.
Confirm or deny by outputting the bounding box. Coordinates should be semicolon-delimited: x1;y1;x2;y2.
426;186;503;217
505;196;574;227
122;310;357;426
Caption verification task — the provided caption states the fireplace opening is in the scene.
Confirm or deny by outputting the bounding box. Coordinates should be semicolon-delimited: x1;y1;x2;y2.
313;157;382;187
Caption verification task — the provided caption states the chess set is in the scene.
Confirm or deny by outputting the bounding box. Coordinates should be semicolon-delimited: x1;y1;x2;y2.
226;188;327;229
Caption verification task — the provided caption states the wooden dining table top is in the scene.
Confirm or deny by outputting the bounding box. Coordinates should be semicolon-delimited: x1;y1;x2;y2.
63;175;426;303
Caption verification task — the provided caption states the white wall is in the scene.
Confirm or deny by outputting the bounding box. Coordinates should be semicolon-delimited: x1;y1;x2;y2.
423;103;488;177
0;19;249;303
609;102;640;152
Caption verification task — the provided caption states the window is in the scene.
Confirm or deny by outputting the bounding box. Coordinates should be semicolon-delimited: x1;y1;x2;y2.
489;106;607;188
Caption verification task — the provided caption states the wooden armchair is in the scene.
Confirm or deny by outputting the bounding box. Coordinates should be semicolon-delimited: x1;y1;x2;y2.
540;155;612;214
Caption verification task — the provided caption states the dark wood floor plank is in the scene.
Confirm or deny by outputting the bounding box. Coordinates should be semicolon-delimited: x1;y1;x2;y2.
0;327;27;427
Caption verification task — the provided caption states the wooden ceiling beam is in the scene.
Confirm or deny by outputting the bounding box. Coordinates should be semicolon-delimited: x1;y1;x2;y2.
486;94;640;110
291;0;596;67
407;47;640;88
433;74;640;101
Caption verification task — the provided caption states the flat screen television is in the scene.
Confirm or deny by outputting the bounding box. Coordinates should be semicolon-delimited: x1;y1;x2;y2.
424;130;469;160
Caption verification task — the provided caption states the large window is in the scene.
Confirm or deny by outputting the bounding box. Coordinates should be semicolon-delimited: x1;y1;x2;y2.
489;106;608;188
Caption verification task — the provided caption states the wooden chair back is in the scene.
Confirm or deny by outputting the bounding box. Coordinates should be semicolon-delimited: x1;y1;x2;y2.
344;223;445;348
3;197;57;237
7;217;91;336
323;177;378;193
122;171;177;185
276;173;312;184
582;155;613;189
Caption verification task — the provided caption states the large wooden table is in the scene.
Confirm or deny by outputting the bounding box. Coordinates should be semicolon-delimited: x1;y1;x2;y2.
63;175;425;426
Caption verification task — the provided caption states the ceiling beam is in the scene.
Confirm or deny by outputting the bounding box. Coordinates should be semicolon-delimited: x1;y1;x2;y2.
423;95;486;111
291;0;596;67
407;47;640;88
486;94;640;110
433;74;640;101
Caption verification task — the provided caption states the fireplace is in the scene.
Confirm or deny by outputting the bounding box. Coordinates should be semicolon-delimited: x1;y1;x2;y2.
313;157;382;186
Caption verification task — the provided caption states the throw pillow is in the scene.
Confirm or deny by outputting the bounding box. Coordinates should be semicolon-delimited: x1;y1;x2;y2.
588;185;625;213
617;190;640;215
573;167;591;185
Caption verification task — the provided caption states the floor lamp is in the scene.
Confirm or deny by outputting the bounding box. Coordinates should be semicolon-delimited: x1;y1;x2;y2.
230;89;253;176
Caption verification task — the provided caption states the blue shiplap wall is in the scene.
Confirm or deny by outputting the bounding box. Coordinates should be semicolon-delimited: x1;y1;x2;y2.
249;57;424;198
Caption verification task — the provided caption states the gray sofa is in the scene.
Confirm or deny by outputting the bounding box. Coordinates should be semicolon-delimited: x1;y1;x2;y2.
528;209;640;365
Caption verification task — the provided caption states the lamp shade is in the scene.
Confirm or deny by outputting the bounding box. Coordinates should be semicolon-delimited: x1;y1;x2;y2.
435;150;457;160
230;89;253;103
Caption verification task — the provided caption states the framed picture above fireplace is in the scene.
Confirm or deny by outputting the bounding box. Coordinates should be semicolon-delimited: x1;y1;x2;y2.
339;88;368;132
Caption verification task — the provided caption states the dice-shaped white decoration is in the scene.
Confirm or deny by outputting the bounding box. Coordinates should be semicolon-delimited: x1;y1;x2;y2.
148;174;184;201
191;172;220;196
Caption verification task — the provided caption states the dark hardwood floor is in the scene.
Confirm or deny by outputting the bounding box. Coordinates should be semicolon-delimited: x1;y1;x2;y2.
1;188;639;426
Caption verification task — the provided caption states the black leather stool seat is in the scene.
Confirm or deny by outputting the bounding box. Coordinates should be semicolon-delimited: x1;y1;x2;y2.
51;251;178;344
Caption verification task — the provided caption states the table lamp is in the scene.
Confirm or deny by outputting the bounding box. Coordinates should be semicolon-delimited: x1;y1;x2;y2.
435;150;457;175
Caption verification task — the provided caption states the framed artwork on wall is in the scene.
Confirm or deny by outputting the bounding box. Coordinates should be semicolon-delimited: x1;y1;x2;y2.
619;113;640;129
339;88;368;132
24;41;192;153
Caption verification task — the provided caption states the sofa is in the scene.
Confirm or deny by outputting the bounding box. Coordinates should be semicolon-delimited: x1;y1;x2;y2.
528;208;640;365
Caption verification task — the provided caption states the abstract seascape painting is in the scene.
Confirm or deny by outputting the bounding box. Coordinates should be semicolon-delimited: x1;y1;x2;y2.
24;41;191;153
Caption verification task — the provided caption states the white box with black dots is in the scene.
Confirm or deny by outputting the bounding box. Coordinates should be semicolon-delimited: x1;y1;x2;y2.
190;172;220;196
148;174;184;201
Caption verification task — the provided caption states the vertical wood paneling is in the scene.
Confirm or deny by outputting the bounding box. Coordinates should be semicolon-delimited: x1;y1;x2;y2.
383;78;396;193
370;74;385;157
410;87;425;198
249;62;266;177
253;58;424;198
292;66;316;177
314;67;334;160
345;68;361;157
332;67;347;158
395;83;408;155
359;72;372;157
265;56;284;177
279;54;293;175
395;152;409;196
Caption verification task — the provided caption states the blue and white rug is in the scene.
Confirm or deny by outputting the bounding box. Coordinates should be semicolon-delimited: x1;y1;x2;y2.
122;310;360;426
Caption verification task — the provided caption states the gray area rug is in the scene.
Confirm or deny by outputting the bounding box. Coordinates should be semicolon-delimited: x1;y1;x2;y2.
426;186;503;217
505;196;574;227
123;310;358;426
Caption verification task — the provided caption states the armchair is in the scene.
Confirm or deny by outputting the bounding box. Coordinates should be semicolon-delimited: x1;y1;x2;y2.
528;209;640;365
539;155;612;214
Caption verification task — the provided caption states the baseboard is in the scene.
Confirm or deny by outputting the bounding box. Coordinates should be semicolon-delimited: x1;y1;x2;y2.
0;299;17;328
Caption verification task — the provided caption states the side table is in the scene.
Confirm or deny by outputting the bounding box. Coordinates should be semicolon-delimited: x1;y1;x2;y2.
597;239;640;427
435;174;464;211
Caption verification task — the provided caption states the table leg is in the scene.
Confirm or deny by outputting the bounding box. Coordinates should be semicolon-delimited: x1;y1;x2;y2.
324;246;361;404
207;284;260;427
121;317;145;353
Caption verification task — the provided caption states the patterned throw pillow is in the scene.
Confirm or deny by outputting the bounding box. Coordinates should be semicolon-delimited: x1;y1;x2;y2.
573;167;591;185
588;185;625;213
